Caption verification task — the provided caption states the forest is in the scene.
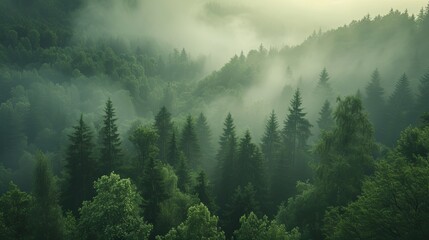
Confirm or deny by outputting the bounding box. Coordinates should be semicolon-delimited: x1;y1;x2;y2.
1;0;429;239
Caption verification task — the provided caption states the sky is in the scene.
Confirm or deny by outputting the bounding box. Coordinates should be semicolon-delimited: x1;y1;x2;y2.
76;0;428;69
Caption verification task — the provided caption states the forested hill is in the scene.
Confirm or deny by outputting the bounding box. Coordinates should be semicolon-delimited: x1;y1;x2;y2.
2;1;429;240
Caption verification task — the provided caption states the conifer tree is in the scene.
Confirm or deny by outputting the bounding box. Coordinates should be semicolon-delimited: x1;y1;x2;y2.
315;68;333;98
261;110;281;175
386;73;414;146
32;152;64;240
63;115;97;214
195;113;214;170
99;98;122;175
364;69;386;141
416;70;429;117
283;88;312;165
142;158;169;224
167;132;180;167
194;171;215;212
216;113;238;208
154;106;173;163
180;115;200;169
176;154;191;193
317;100;334;132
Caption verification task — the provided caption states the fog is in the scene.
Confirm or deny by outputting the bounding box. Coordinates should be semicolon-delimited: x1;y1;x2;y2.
75;0;427;70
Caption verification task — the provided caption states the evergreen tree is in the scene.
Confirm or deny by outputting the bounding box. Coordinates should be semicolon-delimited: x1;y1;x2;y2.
386;73;414;146
31;152;64;240
317;100;334;132
315;68;333;99
167;132;180;167
99;98;122;175
216;113;238;208
283;88;312;165
316;96;376;206
180;115;200;169
195;113;214;170
236;131;266;203
364;69;386;141
194;171;215;212
416;70;429;117
154;106;174;163
63;115;97;213
142;158;169;224
261;110;281;176
176;154;191;193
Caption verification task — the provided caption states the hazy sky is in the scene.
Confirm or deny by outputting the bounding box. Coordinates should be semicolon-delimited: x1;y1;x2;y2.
76;0;428;69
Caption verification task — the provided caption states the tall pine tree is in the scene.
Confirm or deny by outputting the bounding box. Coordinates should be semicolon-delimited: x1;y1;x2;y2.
317;100;334;132
63;115;97;214
180;115;200;169
194;171;215;212
32;152;64;240
154;106;173;163
261;110;281;176
166;132;180;167
416;70;429;118
99;98;122;175
364;69;386;141
195;113;214;171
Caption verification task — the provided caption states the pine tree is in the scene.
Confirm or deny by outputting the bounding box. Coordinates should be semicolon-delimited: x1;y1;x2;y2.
386;73;414;146
63;115;97;214
283;88;312;165
216;113;238;208
180;115;200;169
317;100;334;132
142;158;169;224
167;132;180;167
99;98;122;175
364;69;386;141
416;70;429;117
315;68;333;98
261;110;281;175
195;113;214;170
236;131;266;201
194;171;215;212
154;106;174;163
176;154;191;193
32;152;64;240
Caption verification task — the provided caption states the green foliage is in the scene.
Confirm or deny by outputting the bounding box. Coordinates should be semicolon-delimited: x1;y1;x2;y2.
167;132;180;167
157;203;225;240
31;151;64;240
195;112;214;170
0;182;32;240
364;69;386;141
235;212;301;240
99;98;122;175
62;115;97;213
180;115;200;169
325;126;429;240
176;154;192;193
79;173;152;240
155;106;174;163
317;100;334;132
416;70;429;118
194;171;216;212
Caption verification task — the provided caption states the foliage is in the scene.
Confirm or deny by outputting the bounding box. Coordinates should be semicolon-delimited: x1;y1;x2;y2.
78;173;152;240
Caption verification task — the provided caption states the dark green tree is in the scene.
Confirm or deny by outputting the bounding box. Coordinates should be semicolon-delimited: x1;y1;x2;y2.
63;115;97;213
363;69;386;141
386;73;414;146
416;70;429;118
154;106;174;163
167;132;180;167
216;113;238;208
283;88;312;164
180;115;200;169
176;154;191;193
194;171;215;212
0;182;32;240
99;98;122;175
317;100;334;132
142;158;169;224
261;110;281;176
31;152;64;240
195;113;214;170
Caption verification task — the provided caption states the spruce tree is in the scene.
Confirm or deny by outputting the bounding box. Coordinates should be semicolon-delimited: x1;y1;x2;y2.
315;68;333;99
99;98;122;175
261;110;281;175
216;113;238;208
283;88;312;165
364;69;386;141
180;115;200;169
32;152;64;240
386;73;414;146
317;100;334;132
195;113;214;170
63;115;97;214
166;132;180;167
154;106;173;163
416;70;429;117
176;154;191;193
194;171;215;212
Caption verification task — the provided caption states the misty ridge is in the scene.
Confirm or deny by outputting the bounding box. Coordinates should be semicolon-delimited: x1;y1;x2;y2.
1;0;429;240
